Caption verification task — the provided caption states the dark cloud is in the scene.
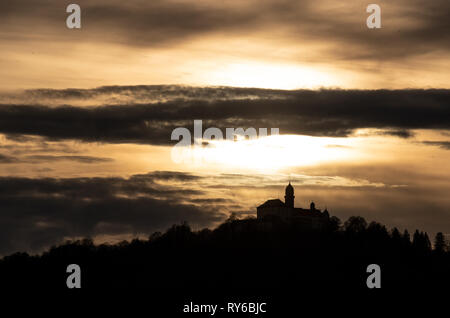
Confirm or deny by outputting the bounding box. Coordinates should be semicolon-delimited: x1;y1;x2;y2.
0;0;260;46
0;154;114;164
0;86;448;144
1;134;36;143
0;154;18;163
377;129;415;139
14;85;285;105
422;141;450;150
0;171;226;255
141;170;201;182
24;155;114;163
0;173;204;199
0;0;448;61
190;198;232;204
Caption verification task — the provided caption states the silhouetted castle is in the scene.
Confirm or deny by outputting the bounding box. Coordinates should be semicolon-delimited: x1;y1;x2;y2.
257;183;330;229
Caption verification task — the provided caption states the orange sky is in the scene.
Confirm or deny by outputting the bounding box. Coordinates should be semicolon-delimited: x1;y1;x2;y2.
0;0;449;90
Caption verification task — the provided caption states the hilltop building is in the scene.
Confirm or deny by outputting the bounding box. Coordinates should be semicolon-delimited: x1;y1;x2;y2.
257;183;330;229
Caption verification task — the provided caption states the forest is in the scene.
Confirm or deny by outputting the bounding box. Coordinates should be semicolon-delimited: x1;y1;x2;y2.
0;214;448;294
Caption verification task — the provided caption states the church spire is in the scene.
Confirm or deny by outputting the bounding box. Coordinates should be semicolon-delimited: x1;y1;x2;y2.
285;182;294;208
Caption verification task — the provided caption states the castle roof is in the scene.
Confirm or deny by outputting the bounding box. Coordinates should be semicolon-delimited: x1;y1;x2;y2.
294;207;324;217
257;199;285;208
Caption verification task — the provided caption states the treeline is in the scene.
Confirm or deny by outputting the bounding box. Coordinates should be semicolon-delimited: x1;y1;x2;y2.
341;216;447;254
0;215;449;291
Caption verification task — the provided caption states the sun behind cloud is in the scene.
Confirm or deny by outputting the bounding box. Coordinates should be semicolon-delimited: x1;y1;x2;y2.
203;61;344;89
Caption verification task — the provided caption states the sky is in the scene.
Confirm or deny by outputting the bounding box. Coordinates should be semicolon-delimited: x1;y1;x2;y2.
0;0;449;255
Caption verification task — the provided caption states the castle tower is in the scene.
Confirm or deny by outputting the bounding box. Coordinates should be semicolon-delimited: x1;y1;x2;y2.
285;182;295;208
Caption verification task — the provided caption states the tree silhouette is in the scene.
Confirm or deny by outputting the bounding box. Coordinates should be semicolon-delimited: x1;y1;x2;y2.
344;216;367;233
423;232;431;251
434;232;447;254
328;216;341;232
402;229;411;248
391;227;401;241
413;230;432;254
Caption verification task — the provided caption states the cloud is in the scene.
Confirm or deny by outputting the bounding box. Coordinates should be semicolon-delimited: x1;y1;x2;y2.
0;154;18;163
24;155;114;163
0;154;114;164
141;170;201;182
0;171;226;255
0;85;290;106
0;86;448;145
0;0;448;62
377;129;415;139
421;141;450;150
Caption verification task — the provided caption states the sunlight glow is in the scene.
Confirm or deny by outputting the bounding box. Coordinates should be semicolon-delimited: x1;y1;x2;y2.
206;62;339;89
189;135;356;172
